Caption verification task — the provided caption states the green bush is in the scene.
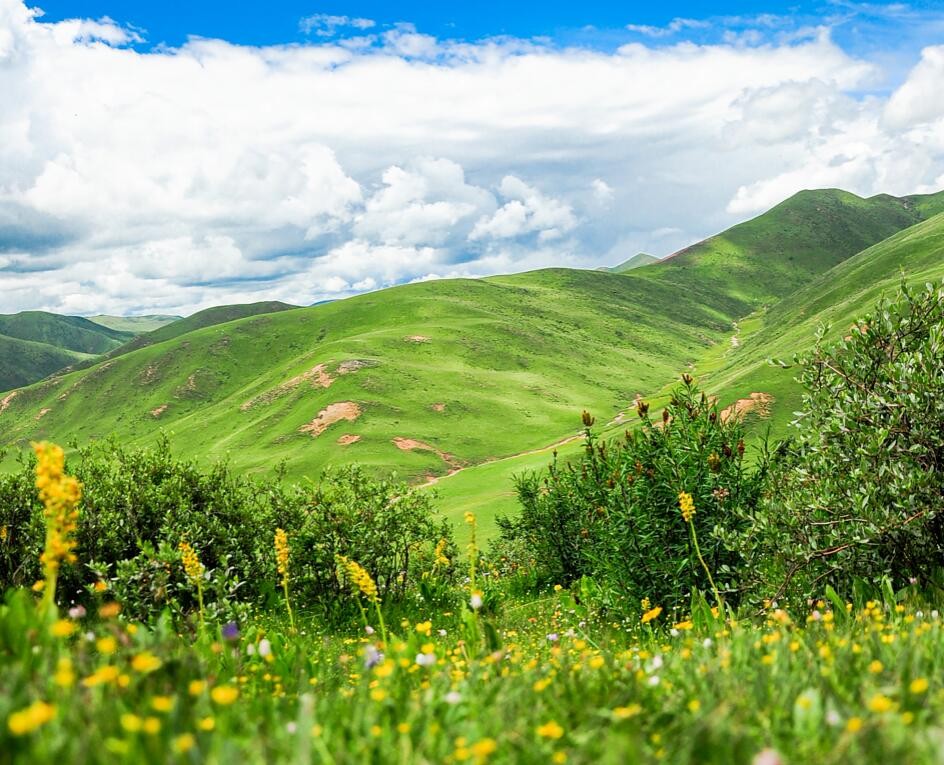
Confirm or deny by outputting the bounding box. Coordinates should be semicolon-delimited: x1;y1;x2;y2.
743;280;944;602
0;438;452;620
497;377;771;615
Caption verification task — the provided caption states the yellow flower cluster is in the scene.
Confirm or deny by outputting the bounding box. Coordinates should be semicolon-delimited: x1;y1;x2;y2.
33;442;81;578
7;701;56;736
338;556;378;602
678;491;696;523
179;541;204;584
274;528;290;586
434;538;450;567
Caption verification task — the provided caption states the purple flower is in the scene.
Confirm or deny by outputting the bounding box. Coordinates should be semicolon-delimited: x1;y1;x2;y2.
222;621;240;641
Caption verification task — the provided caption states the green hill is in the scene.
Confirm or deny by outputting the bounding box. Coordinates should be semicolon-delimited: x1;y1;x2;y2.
0;336;91;393
107;301;299;358
639;188;944;311
608;253;659;272
1;188;942;536
0;312;133;355
88;315;182;333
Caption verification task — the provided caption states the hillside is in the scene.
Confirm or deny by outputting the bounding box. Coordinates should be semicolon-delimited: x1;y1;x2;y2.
609;253;659;272
638;188;944;312
0;336;91;393
88;315;181;333
0;311;133;355
0;268;747;483
107;301;299;358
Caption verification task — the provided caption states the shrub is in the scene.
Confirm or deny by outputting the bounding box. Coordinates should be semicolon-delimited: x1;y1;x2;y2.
744;280;944;602
497;377;771;615
0;438;452;620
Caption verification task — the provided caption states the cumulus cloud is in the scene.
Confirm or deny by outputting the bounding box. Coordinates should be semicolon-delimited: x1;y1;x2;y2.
0;0;943;315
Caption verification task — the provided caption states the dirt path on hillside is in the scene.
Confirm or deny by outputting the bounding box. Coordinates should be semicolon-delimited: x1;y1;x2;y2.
0;391;17;415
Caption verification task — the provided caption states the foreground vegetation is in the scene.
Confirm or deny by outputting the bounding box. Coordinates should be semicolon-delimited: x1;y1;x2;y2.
2;279;943;762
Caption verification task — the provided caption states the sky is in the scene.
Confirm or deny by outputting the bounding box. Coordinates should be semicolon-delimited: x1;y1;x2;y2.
1;1;943;315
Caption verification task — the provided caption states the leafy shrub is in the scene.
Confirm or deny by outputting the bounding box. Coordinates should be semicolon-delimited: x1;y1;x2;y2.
743;280;944;602
0;438;452;620
497;377;771;614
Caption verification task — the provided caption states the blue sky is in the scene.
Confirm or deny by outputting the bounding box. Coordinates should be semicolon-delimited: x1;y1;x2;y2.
2;1;943;314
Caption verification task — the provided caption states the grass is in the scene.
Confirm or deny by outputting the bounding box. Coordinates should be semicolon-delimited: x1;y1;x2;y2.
3;570;943;764
87;316;182;334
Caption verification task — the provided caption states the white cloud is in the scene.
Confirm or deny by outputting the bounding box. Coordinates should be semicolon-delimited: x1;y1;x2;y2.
299;14;375;37
0;1;942;315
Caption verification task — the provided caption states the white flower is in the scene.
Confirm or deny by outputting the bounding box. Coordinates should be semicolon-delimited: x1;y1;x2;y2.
444;691;462;705
415;652;437;667
670;628;679;637
932;610;940;620
365;625;375;635
826;710;841;726
647;675;661;687
286;722;297;734
68;605;86;619
650;655;664;670
702;638;713;648
246;643;256;656
752;749;783;765
470;593;483;610
810;610;822;622
546;633;559;642
438;629;447;637
258;639;272;657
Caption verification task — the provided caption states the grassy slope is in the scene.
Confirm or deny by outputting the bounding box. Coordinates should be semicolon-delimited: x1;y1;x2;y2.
88;315;182;333
701;210;944;437
107;301;299;359
611;253;659;272
0;311;133;354
637;189;936;311
0;336;92;393
0;269;744;484
2;188;941;536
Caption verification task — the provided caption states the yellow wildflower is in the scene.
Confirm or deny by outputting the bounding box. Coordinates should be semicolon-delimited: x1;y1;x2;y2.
337;556;379;603
910;678;929;695
179;541;204;583
198;716;215;731
50;619;75;638
642;606;663;624
274;528;290;586
678;492;695;523
131;652;162;674
173;734;196;753
120;714;143;733
211;685;239;705
613;704;642;720
189;680;207;696
867;693;894;713
7;701;56;736
151;696;174;713
33;442;81;603
537;721;565;740
142;717;161;735
846;717;863;733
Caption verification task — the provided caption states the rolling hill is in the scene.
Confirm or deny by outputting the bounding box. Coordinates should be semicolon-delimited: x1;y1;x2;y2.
88;315;182;333
0;335;92;393
0;312;133;355
608;253;659;272
1;187;941;536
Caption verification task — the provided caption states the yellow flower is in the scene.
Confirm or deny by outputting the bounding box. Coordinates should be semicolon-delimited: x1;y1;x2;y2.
32;442;82;590
397;722;411;734
96;636;117;654
868;660;883;674
471;738;498;759
173;733;196;753
371;688;387;702
274;528;291;586
613;704;642;720
120;714;143;733
211;685;239;705
678;491;696;523
151;696;174;713
552;753;567;764
337;556;379;603
99;602;121;619
688;699;702;713
867;693;894;713
434;538;450;567
82;665;120;687
464;512;476;525
50;619;75;638
7;701;56;736
179;541;204;583
198;716;215;731
142;717;161;735
846;716;863;733
641;606;663;624
189;680;207;696
131;652;162;674
910;678;929;695
53;658;75;687
537;721;565;740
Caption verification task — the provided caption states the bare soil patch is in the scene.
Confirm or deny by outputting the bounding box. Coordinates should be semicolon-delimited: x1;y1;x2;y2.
242;364;334;411
151;404;168;418
404;335;430;343
300;402;362;437
36;408;51;420
720;392;774;423
0;391;17;415
431;403;446;412
337;434;361;445
392;437;462;470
